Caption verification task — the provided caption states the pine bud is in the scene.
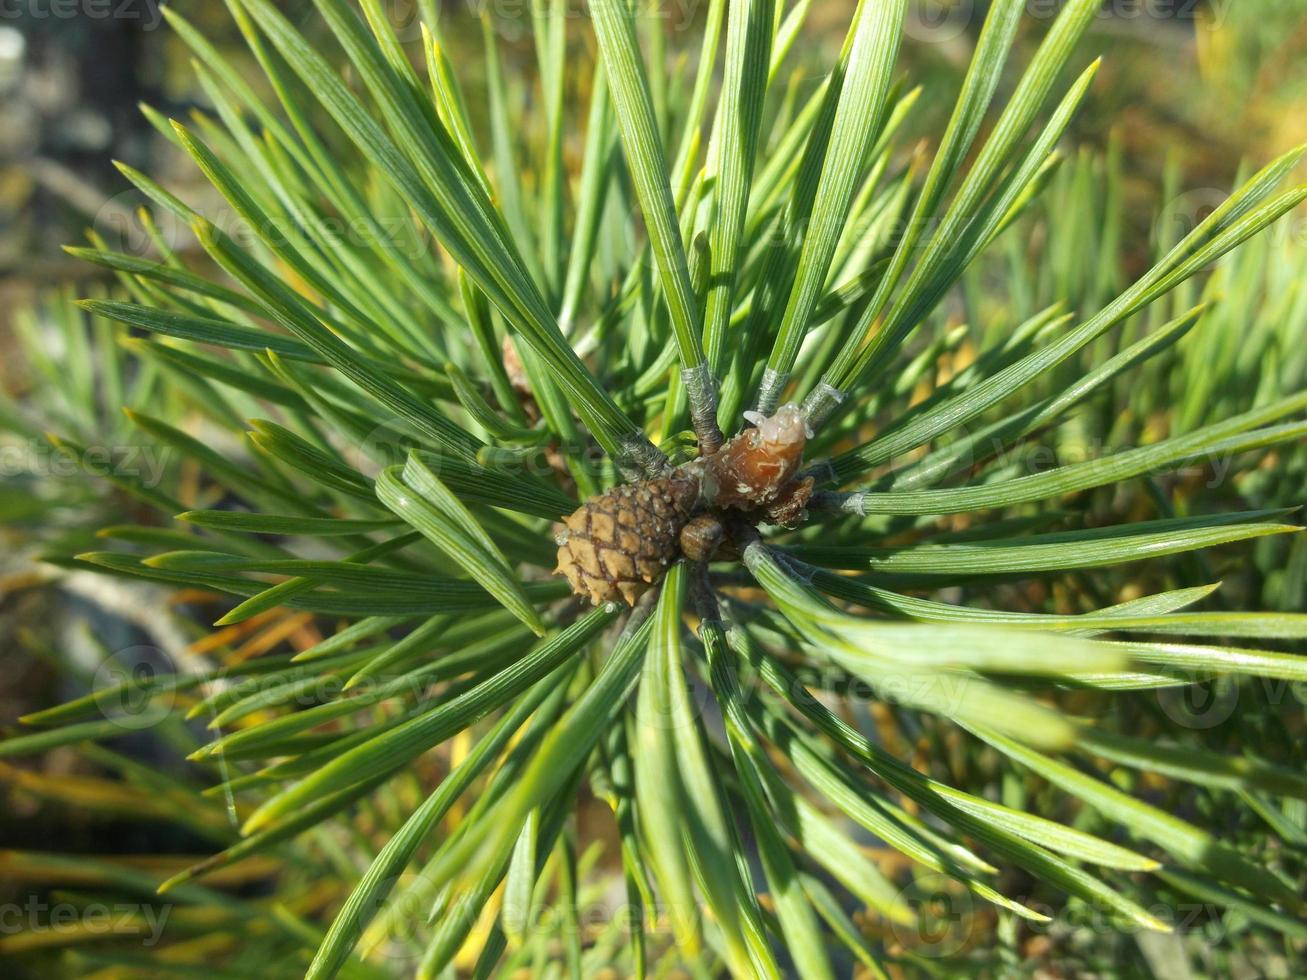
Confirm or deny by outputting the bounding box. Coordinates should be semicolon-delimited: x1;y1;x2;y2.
700;405;809;510
556;406;813;605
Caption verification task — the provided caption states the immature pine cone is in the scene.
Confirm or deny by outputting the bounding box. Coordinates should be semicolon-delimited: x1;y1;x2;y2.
557;406;813;605
556;473;701;606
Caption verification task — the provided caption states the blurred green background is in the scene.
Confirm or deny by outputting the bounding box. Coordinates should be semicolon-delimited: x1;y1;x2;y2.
4;0;1307;310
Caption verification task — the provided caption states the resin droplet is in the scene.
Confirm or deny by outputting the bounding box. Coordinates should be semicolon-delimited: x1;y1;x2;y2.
702;405;808;511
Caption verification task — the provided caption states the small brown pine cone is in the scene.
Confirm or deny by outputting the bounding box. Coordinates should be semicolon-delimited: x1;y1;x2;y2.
556;473;701;606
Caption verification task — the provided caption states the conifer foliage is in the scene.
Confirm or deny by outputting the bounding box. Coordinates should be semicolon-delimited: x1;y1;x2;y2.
4;0;1307;975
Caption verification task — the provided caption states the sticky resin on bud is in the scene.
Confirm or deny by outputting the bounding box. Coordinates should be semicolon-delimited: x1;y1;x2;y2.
702;405;809;511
